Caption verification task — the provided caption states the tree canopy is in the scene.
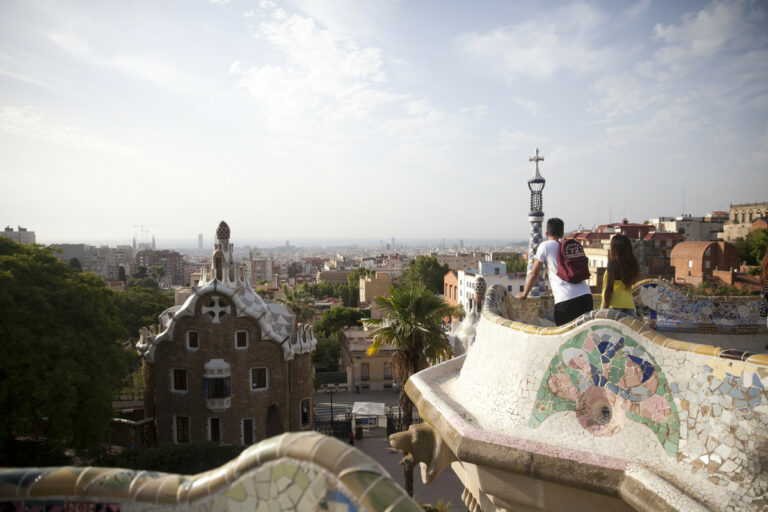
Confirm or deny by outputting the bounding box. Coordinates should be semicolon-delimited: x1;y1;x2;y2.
113;286;174;341
734;230;768;266
313;306;366;338
311;307;366;371
497;253;528;273
746;229;768;264
0;238;128;458
277;286;316;324
404;255;449;294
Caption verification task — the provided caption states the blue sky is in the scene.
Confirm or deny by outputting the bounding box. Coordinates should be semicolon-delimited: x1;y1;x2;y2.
1;0;766;244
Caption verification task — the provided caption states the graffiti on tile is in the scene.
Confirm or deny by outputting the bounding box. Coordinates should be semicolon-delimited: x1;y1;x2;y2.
530;325;680;456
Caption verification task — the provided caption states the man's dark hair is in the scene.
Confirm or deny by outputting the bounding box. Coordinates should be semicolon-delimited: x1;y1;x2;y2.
546;218;564;238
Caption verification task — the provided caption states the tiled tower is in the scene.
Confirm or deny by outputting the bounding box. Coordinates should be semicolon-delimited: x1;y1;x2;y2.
526;148;548;297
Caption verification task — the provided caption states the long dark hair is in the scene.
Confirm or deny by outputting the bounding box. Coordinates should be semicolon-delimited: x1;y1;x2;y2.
761;247;768;287
610;234;640;288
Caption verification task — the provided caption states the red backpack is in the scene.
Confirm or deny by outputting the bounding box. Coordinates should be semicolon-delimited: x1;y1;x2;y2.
556;239;590;283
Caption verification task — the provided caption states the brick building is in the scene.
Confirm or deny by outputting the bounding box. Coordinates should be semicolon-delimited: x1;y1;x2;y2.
444;270;459;307
136;222;316;445
670;241;739;285
135;249;184;286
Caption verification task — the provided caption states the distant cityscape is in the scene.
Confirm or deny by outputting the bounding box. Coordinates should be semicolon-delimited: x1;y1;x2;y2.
3;199;766;296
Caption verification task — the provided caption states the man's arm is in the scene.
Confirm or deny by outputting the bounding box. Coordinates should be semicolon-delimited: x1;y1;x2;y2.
516;258;543;300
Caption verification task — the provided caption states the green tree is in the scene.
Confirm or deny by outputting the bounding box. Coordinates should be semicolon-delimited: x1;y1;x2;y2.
113;286;174;341
747;228;768;264
497;253;527;273
404;256;449;294
126;265;159;289
362;283;456;497
68;257;82;271
0;238;128;460
692;281;752;296
117;266;127;283
733;238;754;265
277;286;316;324
314;307;365;337
312;331;342;371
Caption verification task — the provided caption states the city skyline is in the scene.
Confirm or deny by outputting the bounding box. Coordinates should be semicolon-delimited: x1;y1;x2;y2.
1;0;767;242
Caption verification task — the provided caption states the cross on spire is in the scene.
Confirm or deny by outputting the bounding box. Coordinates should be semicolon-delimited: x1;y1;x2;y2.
529;148;544;178
202;295;231;324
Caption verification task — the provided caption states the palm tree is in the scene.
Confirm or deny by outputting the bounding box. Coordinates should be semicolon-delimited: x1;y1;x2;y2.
277;285;316;324
362;282;456;497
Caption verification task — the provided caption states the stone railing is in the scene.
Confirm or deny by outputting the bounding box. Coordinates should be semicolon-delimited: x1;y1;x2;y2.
0;432;420;511
632;279;764;333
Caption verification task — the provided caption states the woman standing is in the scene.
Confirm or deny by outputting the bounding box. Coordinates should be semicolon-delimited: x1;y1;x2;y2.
600;234;640;315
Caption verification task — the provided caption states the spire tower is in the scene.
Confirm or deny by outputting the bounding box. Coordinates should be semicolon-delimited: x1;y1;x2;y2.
526;148;548;297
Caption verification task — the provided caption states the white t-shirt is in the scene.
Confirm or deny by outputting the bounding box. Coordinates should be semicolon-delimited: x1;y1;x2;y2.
535;239;591;304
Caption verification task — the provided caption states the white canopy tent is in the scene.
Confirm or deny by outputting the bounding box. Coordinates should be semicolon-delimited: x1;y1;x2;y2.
351;402;385;416
351;402;386;428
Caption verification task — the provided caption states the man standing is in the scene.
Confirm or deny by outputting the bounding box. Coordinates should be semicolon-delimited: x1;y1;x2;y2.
516;217;593;326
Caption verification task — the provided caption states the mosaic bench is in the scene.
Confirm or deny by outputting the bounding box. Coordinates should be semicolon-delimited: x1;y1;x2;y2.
392;284;768;512
0;432;420;512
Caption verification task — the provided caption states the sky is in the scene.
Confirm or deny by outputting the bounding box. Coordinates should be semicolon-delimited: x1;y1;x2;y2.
0;0;767;246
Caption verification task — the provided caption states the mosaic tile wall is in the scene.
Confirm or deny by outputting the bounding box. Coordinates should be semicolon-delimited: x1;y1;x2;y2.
530;326;680;457
441;284;768;510
633;279;764;333
0;432;420;512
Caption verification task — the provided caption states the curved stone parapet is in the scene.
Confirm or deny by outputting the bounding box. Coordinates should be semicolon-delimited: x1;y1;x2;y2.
398;285;768;511
632;279;764;333
0;432;420;512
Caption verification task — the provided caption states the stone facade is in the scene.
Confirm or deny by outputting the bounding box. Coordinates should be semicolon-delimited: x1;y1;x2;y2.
720;201;768;242
341;327;396;391
137;222;316;446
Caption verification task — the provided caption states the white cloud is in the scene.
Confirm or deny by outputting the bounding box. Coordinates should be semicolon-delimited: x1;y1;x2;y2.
48;29;199;93
456;2;611;81
652;0;762;73
229;60;241;75
108;55;188;89
509;96;538;116
623;0;651;20
0;106;132;154
590;73;665;118
210;0;230;4
48;32;94;60
238;9;397;126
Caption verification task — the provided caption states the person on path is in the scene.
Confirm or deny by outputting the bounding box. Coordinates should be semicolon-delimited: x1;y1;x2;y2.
517;217;593;326
600;234;640;316
348;429;354;445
